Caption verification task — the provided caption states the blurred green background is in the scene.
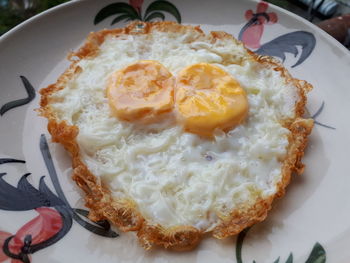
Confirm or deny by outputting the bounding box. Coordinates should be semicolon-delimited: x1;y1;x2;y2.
0;0;70;35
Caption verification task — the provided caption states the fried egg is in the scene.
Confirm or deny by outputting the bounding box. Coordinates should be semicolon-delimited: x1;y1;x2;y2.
107;60;175;123
40;22;313;250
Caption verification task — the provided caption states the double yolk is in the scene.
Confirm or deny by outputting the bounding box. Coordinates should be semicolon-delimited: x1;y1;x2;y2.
107;60;248;137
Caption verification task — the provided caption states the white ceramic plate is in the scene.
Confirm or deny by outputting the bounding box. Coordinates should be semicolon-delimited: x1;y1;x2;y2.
1;0;350;262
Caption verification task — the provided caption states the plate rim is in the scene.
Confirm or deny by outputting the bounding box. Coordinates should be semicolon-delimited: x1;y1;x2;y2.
0;0;349;58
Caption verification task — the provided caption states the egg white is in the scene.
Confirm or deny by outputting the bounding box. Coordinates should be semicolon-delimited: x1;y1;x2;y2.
49;30;299;231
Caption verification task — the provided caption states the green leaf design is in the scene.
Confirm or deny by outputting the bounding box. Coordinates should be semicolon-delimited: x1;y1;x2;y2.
285;253;293;263
145;11;165;22
305;243;326;263
235;227;251;263
235;232;325;263
0;76;36;116
111;14;132;25
144;0;181;23
94;2;140;25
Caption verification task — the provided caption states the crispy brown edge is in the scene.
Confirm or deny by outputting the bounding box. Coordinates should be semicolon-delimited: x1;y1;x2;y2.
38;21;313;250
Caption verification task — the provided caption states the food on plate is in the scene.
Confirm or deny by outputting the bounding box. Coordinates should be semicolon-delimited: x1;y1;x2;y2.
107;60;175;123
39;21;313;250
175;62;248;137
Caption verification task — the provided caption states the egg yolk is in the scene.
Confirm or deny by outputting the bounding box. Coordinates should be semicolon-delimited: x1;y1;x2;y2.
175;63;248;137
107;60;174;122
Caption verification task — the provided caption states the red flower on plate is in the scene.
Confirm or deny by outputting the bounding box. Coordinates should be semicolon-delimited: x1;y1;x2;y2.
241;1;278;49
0;230;28;263
0;231;12;262
0;207;62;263
129;0;143;15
